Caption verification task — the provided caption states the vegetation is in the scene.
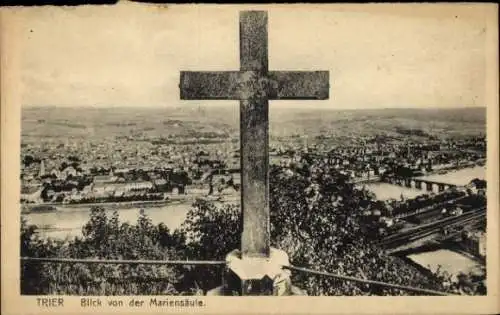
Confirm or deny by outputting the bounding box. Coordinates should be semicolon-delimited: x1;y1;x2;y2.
21;160;485;296
21;210;185;295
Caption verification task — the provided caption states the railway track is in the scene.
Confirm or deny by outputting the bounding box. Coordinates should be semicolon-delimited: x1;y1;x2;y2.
380;207;486;249
393;195;468;220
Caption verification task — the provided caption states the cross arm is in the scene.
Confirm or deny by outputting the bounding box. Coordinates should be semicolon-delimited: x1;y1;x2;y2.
179;71;242;100
268;71;329;100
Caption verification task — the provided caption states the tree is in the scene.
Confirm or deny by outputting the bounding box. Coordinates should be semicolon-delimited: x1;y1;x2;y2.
59;162;68;171
23;155;35;167
179;199;240;291
21;208;184;295
68;155;81;162
21;152;475;296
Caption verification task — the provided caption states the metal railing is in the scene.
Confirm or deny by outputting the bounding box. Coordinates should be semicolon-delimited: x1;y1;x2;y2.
21;256;455;296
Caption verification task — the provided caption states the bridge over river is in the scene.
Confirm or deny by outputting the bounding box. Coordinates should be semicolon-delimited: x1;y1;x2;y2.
383;176;459;194
352;175;459;194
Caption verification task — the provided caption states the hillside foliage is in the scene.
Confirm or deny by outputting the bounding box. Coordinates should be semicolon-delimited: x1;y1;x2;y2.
21;162;482;295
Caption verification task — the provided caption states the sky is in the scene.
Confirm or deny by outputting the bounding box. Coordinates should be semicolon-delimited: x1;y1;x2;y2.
13;3;493;109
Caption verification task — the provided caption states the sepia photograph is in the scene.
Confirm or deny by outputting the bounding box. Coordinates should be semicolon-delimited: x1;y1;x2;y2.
1;3;499;314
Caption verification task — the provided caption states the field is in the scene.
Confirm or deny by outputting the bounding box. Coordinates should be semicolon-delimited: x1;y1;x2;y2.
22;106;486;143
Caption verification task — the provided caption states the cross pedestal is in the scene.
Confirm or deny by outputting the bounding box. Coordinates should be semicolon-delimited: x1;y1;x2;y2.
207;247;305;296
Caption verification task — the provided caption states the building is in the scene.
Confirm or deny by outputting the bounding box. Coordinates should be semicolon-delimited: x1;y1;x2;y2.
20;185;43;203
92;181;153;194
94;175;117;184
126;181;153;191
152;178;168;192
60;166;78;179
462;231;486;258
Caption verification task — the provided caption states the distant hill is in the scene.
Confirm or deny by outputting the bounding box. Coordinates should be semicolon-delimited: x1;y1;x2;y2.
21;106;485;142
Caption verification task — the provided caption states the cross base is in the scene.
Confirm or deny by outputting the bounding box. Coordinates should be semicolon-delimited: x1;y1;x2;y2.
206;248;306;296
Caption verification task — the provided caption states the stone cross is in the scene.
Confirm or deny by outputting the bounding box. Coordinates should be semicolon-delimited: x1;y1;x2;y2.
180;11;329;259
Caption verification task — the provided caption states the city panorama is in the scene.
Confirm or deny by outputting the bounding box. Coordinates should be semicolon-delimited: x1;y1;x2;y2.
20;106;486;296
17;5;489;298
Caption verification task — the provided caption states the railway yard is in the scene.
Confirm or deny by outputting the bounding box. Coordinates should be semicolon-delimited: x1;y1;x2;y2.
380;206;486;254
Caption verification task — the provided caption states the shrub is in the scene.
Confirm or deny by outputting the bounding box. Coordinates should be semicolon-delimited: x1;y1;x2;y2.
21;157;485;296
21;207;183;295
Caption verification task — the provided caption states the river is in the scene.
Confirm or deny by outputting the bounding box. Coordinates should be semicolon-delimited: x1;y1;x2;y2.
25;202;193;239
417;166;485;186
25;166;486;239
357;183;423;201
407;249;485;282
366;166;488;280
25;193;242;240
361;166;486;201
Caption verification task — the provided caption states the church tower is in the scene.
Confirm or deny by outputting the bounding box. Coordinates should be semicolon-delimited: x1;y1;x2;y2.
38;160;45;178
